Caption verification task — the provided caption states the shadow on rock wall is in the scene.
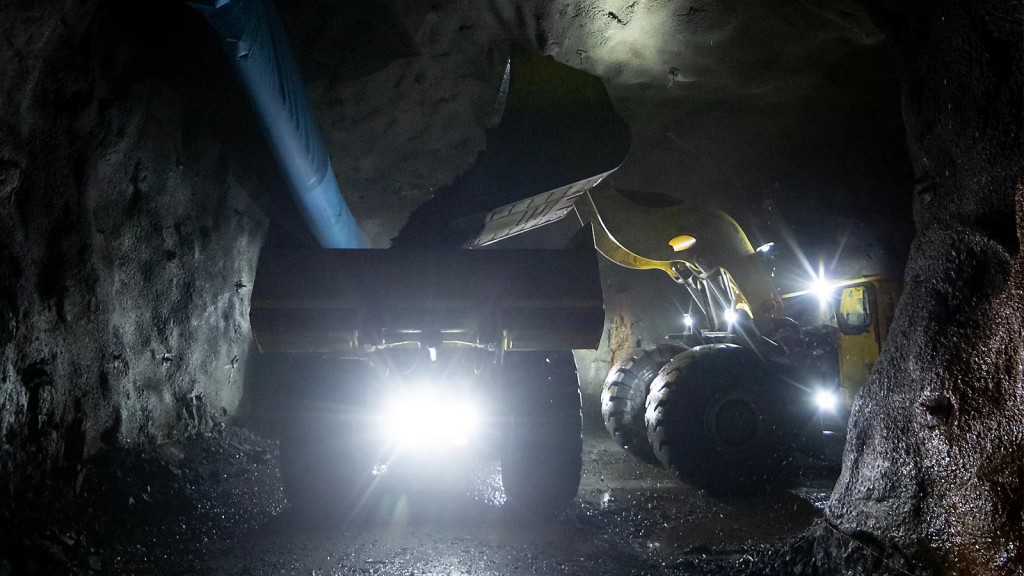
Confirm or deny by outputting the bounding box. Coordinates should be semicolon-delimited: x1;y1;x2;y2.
0;0;267;507
802;0;1023;573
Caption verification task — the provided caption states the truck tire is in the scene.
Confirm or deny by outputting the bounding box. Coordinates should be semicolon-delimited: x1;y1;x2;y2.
278;412;358;516
501;352;583;517
645;344;796;494
279;414;371;520
276;357;378;522
601;344;685;462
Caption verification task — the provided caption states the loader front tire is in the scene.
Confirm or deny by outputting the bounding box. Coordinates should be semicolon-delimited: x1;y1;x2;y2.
501;352;583;517
601;344;685;462
645;344;796;494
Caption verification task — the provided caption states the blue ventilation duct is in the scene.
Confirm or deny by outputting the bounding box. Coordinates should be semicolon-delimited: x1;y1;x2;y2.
190;0;367;248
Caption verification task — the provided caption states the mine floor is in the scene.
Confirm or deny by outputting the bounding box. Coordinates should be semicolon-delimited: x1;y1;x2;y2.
6;402;840;575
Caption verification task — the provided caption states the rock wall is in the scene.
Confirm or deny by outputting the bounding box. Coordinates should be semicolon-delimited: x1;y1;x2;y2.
822;0;1023;573
0;1;266;502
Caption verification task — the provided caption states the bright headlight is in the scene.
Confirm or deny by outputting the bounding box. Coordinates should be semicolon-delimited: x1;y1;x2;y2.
810;275;833;303
723;309;738;325
814;389;839;412
382;388;481;448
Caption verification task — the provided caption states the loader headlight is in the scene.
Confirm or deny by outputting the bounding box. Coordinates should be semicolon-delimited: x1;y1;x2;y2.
683;314;694;327
382;387;482;448
810;275;834;303
723;309;738;325
813;389;839;412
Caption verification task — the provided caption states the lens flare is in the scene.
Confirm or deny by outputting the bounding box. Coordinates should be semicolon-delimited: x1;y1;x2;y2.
382;388;482;449
814;390;839;412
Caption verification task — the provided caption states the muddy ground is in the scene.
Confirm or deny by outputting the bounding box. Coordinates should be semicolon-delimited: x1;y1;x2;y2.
1;397;839;575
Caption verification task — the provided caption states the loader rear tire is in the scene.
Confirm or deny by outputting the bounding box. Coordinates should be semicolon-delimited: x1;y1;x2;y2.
645;344;796;494
501;352;583;517
601;344;685;462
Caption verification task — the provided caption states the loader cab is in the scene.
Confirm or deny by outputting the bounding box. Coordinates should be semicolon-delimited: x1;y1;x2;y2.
834;276;900;407
774;273;900;420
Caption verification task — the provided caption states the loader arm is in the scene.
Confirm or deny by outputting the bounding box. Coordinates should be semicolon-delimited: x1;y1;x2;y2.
574;192;755;330
468;184;763;332
573;192;698;282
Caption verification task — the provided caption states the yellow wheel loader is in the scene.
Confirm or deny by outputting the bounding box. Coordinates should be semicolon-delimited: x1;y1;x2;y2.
579;190;902;492
465;164;901;493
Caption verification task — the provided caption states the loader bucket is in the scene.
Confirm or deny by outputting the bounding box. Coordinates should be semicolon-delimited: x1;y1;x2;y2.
250;245;604;354
392;49;631;248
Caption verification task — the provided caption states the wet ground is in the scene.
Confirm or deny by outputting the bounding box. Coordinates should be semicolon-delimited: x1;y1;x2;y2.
2;401;840;575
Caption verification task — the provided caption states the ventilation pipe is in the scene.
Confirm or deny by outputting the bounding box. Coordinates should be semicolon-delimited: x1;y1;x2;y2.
190;0;368;248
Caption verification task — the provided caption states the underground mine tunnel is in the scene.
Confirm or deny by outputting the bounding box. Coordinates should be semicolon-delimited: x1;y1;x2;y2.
0;0;1020;574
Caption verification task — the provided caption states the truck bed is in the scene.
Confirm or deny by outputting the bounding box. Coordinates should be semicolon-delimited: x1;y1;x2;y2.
250;247;604;354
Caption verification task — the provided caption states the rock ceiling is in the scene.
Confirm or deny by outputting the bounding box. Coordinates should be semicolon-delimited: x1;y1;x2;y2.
282;0;914;279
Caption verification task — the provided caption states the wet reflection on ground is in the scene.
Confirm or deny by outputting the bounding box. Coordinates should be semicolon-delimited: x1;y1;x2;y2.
179;428;836;575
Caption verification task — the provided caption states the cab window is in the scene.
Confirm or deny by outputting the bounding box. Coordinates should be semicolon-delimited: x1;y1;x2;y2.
837;285;871;335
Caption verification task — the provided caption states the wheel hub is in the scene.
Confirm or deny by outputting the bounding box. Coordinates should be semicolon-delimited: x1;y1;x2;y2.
706;395;761;450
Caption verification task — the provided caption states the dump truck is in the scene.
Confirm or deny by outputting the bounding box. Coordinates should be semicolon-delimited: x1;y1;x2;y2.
592;195;901;493
192;0;629;518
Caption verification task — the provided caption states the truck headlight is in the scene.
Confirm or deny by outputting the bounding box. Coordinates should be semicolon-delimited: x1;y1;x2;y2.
813;389;839;412
383;388;482;448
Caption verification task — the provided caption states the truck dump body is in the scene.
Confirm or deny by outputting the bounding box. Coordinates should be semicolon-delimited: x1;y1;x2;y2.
251;247;604;354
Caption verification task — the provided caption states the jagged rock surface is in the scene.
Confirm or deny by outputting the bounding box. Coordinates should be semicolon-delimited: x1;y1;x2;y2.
822;0;1024;573
0;1;266;507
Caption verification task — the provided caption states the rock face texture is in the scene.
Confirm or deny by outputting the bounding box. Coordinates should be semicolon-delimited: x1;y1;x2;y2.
822;0;1023;573
0;2;266;502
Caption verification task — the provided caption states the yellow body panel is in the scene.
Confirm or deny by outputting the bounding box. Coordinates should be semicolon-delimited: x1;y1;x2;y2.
837;285;880;407
835;279;901;406
573;191;770;328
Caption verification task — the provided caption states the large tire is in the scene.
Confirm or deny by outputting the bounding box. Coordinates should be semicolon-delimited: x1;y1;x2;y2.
279;414;373;520
645;344;797;494
601;344;685;462
276;357;377;521
501;352;583;517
